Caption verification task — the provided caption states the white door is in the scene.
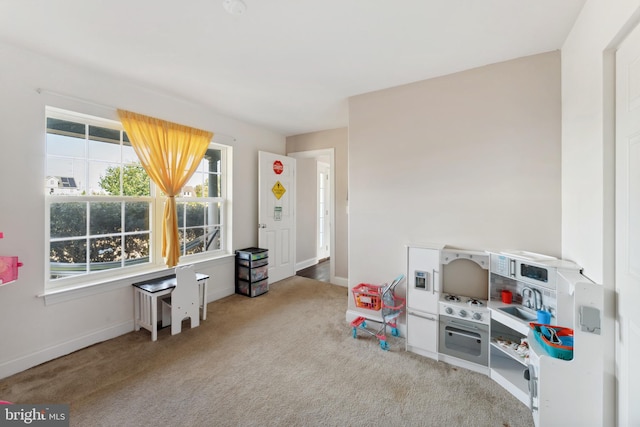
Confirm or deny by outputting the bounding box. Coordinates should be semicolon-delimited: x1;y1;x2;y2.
317;162;330;260
616;21;640;427
258;151;296;283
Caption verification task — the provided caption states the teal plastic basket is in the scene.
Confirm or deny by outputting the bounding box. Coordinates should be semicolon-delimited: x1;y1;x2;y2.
530;323;574;361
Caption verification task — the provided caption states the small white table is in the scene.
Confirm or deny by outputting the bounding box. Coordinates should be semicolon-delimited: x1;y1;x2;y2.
132;273;209;341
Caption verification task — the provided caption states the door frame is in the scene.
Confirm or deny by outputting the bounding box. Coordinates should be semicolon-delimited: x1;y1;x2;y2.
612;16;640;426
317;161;331;260
288;148;335;284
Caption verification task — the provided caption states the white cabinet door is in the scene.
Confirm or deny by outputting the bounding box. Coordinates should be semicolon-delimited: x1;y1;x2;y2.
407;310;439;358
407;246;441;313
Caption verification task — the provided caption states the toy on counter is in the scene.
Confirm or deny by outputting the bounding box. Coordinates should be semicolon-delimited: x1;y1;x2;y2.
0;232;24;285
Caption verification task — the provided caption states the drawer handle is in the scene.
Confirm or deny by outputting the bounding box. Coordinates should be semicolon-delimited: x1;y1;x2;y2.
408;311;436;321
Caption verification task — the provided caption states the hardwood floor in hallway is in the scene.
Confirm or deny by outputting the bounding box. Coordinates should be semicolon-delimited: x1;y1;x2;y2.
296;259;330;282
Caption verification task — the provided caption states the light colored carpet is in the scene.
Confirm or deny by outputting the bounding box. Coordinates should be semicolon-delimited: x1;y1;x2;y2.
0;276;534;427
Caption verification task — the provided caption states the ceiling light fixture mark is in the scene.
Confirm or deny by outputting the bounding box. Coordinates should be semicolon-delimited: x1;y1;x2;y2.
223;0;247;15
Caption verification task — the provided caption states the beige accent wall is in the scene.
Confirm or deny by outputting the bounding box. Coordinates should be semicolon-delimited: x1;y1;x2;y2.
286;128;348;281
348;51;562;300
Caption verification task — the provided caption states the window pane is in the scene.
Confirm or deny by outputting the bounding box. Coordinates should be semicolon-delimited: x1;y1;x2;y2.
91;163;150;197
206;201;221;226
198;176;212;198
50;202;86;238
179;226;221;255
50;239;87;279
204;226;221;251
46;156;83;181
122;143;138;164
46;159;86;196
205;148;221;173
125;234;150;263
88;125;121;145
90;202;121;235
47;118;86;140
184;227;204;255
47;132;86;158
125;202;150;232
89;236;122;271
123;164;150;196
177;203;185;226
208;173;221;197
92;162;120;196
88;136;121;162
185;202;205;226
186;171;205;195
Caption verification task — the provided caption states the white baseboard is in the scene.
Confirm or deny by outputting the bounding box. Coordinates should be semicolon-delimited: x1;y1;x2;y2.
295;258;317;271
208;285;235;302
1;288;236;380
406;345;439;361
331;276;348;287
0;320;133;380
438;354;490;376
1;280;338;380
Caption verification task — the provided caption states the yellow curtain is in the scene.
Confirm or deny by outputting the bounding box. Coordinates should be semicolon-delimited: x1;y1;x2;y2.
117;110;213;268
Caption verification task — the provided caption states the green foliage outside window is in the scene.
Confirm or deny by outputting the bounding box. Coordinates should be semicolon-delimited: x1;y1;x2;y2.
99;164;150;196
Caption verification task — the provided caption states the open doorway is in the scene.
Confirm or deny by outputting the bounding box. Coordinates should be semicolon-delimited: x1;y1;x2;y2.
288;149;335;283
317;161;330;261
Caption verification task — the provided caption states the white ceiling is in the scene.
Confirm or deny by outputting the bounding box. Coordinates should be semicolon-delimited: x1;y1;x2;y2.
0;0;585;136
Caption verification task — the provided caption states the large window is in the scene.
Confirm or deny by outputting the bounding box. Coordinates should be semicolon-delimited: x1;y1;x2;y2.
45;107;229;288
175;148;225;256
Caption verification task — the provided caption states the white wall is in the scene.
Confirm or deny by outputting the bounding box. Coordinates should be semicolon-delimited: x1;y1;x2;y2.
561;0;640;284
0;42;285;379
348;52;562;302
561;1;640;424
294;157;318;268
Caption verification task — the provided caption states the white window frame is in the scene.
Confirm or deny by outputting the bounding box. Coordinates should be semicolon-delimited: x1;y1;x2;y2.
44;107;231;293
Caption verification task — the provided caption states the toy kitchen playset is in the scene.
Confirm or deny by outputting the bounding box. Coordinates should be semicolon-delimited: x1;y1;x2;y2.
406;244;491;371
405;245;604;427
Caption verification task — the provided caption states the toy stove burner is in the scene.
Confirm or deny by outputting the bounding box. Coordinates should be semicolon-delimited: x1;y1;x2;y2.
439;294;490;325
467;298;485;308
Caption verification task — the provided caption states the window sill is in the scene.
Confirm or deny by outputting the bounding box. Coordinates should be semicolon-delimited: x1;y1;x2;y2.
39;254;234;305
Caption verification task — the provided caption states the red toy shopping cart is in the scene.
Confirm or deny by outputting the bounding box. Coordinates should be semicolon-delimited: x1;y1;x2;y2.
350;274;406;350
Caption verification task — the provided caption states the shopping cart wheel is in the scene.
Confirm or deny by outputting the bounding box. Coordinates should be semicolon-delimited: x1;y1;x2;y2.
391;327;399;336
352;327;358;339
379;340;389;351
